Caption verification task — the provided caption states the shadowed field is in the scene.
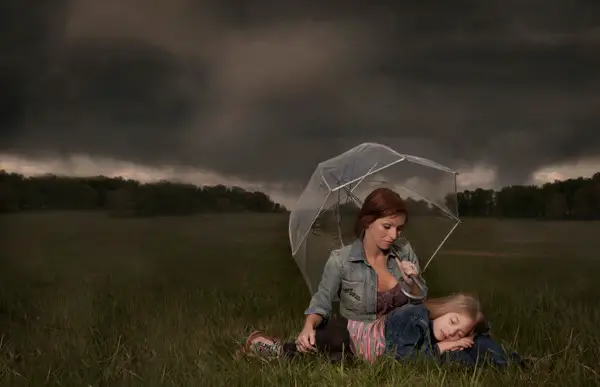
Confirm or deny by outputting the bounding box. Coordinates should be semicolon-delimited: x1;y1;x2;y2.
0;212;599;386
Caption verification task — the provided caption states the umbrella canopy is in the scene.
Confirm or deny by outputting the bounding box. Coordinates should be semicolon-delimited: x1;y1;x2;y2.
289;142;461;298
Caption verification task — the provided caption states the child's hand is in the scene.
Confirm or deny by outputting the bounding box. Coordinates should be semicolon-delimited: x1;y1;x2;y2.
437;337;474;354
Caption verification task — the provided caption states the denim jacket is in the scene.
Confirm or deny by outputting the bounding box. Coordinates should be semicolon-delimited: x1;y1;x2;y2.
384;303;441;361
304;237;426;323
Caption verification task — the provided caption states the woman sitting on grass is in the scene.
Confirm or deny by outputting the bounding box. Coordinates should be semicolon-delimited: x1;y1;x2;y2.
240;187;520;367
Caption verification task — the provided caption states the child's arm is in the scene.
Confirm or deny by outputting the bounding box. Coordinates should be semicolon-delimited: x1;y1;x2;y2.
437;337;474;355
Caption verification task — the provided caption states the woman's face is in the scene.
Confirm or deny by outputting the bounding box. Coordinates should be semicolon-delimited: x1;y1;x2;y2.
364;214;406;250
432;312;475;342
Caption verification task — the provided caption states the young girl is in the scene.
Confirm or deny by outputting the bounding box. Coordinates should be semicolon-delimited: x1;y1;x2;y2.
240;293;489;364
384;293;483;362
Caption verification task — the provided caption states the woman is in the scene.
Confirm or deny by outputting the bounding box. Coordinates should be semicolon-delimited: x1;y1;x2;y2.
242;187;423;361
297;187;422;361
241;188;521;367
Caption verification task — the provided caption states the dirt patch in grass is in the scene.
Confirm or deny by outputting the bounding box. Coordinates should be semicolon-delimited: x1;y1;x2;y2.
503;239;546;244
439;249;554;258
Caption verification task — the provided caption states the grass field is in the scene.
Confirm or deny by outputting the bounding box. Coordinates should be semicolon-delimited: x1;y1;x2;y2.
0;212;599;386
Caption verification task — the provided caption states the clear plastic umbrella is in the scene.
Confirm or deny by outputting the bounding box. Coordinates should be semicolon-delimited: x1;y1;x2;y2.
288;142;461;300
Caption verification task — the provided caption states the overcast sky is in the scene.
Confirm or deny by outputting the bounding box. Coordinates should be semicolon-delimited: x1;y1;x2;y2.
1;0;599;206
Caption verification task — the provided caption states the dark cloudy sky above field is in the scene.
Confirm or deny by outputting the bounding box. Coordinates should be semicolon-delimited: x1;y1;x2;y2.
1;0;599;206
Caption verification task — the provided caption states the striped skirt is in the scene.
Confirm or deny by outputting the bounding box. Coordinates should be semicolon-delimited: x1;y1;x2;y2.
346;316;387;362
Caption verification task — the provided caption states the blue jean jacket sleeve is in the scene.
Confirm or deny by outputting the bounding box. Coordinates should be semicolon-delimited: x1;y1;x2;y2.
303;251;342;322
404;242;422;274
384;305;440;361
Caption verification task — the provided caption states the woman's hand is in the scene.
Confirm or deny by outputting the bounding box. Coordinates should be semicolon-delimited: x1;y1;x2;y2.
437;337;474;354
296;325;317;353
398;260;419;285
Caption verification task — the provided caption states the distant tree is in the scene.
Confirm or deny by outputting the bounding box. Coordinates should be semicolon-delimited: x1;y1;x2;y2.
450;173;600;220
0;181;19;212
106;188;135;217
0;171;288;217
545;192;568;220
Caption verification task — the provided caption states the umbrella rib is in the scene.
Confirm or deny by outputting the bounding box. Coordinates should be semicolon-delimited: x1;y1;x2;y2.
422;221;461;272
331;158;405;193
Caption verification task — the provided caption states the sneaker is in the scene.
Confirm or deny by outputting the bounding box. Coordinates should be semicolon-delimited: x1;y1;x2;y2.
242;331;283;359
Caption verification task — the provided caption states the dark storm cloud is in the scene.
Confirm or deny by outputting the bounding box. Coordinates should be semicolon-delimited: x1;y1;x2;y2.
1;0;599;187
0;0;68;140
18;39;204;164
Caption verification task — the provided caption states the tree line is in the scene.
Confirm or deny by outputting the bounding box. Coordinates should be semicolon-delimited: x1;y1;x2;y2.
2;170;600;220
0;171;286;216
451;172;600;220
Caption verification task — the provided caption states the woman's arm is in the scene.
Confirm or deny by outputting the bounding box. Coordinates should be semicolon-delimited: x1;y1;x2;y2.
296;251;344;352
303;250;343;327
303;313;323;331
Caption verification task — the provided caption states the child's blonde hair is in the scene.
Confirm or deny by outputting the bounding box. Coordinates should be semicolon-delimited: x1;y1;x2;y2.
423;292;483;327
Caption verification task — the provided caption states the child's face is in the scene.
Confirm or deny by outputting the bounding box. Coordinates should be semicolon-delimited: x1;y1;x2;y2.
432;312;475;342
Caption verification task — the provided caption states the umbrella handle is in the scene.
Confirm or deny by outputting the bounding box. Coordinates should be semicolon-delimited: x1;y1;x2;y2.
400;274;428;301
393;255;428;301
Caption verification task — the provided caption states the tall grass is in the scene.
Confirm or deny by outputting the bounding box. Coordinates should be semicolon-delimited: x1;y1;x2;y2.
0;213;598;386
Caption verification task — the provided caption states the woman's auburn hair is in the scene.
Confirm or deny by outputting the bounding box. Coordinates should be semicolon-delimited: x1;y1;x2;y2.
354;187;408;237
